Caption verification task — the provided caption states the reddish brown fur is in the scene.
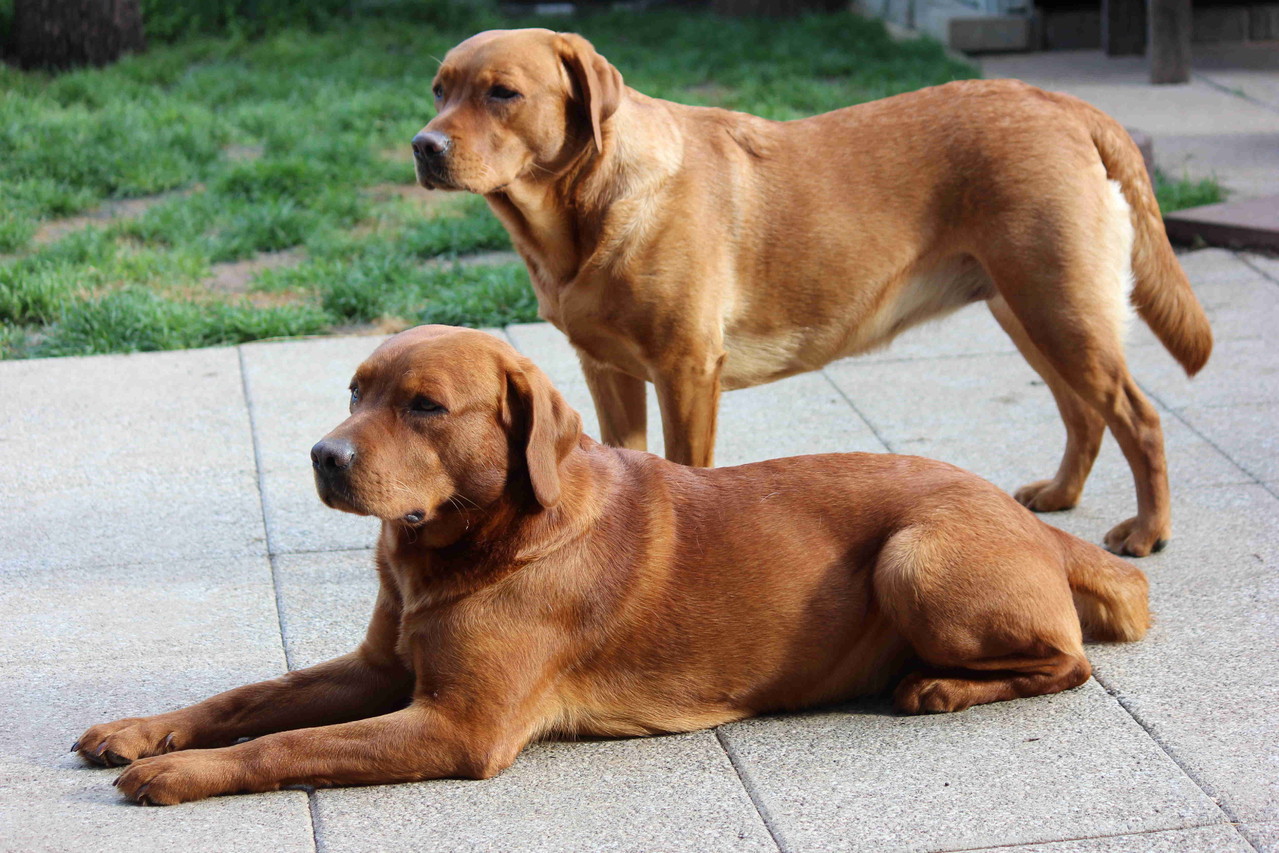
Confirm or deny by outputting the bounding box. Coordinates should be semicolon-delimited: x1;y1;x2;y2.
76;327;1149;804
411;29;1213;556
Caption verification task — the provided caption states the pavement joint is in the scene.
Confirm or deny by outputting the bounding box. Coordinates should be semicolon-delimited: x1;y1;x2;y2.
933;821;1244;853
1236;252;1279;287
820;369;895;452
1090;678;1262;853
1135;378;1268;487
1194;72;1279;117
714;728;788;853
241;344;324;852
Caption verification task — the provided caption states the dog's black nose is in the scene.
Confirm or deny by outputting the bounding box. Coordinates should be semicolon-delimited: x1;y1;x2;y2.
412;131;450;159
311;438;356;472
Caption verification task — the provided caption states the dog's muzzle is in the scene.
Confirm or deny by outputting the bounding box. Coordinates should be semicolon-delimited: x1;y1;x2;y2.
311;438;360;509
412;131;454;188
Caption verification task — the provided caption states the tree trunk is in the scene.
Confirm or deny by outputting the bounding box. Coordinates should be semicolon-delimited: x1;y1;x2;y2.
9;0;146;72
1148;0;1191;84
712;0;844;16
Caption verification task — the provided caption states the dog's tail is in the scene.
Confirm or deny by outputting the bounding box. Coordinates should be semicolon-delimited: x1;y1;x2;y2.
1056;528;1151;642
1084;105;1213;376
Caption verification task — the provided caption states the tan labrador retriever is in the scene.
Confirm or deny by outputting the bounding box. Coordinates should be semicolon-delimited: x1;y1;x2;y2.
410;29;1212;557
78;326;1148;804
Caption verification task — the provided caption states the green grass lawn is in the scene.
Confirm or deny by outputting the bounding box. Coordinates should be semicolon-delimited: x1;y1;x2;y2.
0;10;1217;360
0;9;979;358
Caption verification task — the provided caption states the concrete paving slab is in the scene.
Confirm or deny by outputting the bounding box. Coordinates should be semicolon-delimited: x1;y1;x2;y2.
274;549;379;670
1;657;313;852
1175;402;1279;482
0;347;254;478
0;469;267;573
963;823;1253;852
824;352;1249;501
0;762;313;853
1;654;287;767
0;555;283;667
718;680;1222;853
0;347;267;571
310;731;776;853
1245;821;1279;852
1042;485;1279;826
506;322;888;463
1243;251;1279;283
1128;336;1279;409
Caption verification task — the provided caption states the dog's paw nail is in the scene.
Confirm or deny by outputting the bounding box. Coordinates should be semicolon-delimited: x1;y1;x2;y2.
112;775;121;788
71;741;80;753
1152;538;1168;553
163;733;176;752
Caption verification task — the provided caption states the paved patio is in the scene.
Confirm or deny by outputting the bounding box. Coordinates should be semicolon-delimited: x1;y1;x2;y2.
1;244;1276;851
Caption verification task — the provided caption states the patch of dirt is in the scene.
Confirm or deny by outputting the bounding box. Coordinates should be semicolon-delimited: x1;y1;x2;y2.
223;144;263;162
421;250;521;270
328;316;416;336
366;182;459;215
32;187;198;246
203;248;306;296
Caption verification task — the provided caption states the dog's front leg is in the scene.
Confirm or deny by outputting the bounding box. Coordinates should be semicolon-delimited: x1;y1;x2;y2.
112;701;524;805
578;352;648;451
76;651;413;768
77;587;411;766
655;355;724;468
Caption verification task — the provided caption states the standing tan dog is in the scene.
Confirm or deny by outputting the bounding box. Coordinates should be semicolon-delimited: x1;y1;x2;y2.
411;29;1212;557
77;327;1149;805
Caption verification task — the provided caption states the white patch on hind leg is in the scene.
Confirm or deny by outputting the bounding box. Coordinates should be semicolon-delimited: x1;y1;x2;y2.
1105;179;1137;339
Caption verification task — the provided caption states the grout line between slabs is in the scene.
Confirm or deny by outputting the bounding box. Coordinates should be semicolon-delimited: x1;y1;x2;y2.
714;728;789;853
1237;253;1279;288
1192;72;1279;116
237;345;323;853
1136;379;1266;488
1090;672;1261;853
821;370;895;452
934;820;1244;853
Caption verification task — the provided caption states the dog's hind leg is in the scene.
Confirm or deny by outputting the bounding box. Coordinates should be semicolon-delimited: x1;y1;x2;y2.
875;522;1092;714
988;295;1105;512
980;181;1170;557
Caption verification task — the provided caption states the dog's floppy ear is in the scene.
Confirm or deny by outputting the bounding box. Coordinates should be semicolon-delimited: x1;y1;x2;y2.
507;360;582;508
557;32;623;154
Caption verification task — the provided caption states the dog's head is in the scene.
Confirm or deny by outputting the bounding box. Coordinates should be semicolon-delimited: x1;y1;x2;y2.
412;29;624;194
311;326;582;530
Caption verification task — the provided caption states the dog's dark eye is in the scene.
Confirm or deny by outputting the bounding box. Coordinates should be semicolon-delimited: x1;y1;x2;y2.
349;385;360;405
488;85;520;101
432;84;444;100
410;396;446;415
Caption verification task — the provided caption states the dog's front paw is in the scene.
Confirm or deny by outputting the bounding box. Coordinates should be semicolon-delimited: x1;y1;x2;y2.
1103;516;1169;558
1014;479;1080;513
115;750;242;805
75;717;184;768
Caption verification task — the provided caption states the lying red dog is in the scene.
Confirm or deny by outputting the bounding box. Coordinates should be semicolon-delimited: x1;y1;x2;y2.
77;326;1149;804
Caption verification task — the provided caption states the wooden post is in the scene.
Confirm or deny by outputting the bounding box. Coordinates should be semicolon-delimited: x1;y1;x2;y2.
1103;0;1147;54
1149;0;1191;84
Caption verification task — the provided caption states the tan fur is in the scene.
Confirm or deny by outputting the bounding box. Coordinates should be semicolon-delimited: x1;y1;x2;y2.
410;30;1213;556
76;327;1149;804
